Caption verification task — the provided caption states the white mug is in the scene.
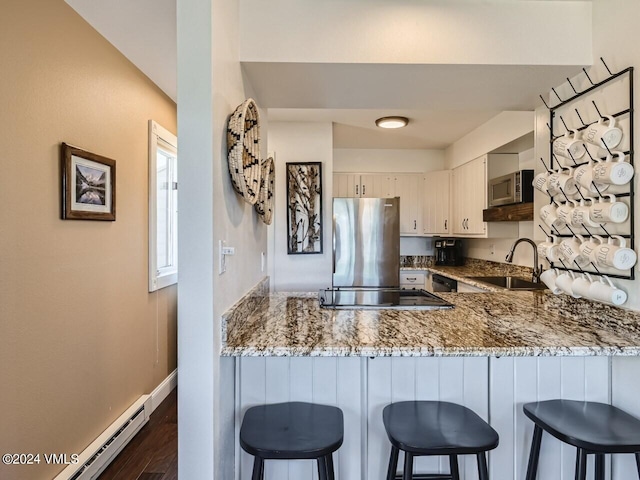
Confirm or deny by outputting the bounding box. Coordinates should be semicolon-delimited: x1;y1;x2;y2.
570;198;600;228
559;235;590;268
594;235;638;270
556;200;577;227
587;276;627;306
582;115;623;150
553;130;587;161
555;271;576;295
592;152;634;186
547;168;578;198
573;160;609;196
589;194;629;224
571;272;594;299
540;268;562;294
540;203;566;231
532;171;551;195
537;235;562;263
579;235;603;266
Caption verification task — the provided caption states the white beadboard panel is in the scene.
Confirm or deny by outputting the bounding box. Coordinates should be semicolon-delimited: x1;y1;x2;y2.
611;357;640;480
488;357;515;480
368;357;489;480
415;358;442;476
289;357;314;480
238;357;362;480
367;357;393;480
238;357;267;480
337;358;364;480
490;357;610;480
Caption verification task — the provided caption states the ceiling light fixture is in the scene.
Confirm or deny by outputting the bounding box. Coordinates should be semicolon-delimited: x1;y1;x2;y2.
375;116;409;129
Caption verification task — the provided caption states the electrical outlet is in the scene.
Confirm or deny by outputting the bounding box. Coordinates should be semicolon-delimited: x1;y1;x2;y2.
219;240;226;274
490;244;495;255
219;241;236;274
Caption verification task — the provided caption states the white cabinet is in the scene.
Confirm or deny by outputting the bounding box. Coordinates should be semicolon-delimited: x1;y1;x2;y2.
333;172;422;236
452;155;487;236
392;174;422;236
400;271;426;290
361;174;393;198
423;170;451;236
333;173;358;197
451;155;518;238
332;173;392;198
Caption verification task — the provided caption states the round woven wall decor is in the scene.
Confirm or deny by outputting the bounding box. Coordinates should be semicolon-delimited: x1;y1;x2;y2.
227;98;261;205
254;157;275;225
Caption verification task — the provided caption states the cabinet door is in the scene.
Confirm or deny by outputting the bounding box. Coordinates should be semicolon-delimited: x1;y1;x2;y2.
360;174;393;198
451;157;487;236
423;170;451;235
333;173;359;197
465;156;487;235
451;167;466;235
393;174;422;235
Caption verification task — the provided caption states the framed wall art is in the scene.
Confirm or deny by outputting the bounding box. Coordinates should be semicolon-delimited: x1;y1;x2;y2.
61;143;116;221
286;162;322;254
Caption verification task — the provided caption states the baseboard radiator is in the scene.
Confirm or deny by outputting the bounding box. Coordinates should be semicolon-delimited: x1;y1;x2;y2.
54;395;152;480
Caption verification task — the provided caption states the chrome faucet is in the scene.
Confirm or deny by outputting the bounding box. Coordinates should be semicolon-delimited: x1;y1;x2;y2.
505;238;542;283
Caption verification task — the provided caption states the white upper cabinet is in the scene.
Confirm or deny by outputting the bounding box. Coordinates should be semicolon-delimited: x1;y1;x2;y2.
452;156;486;236
360;174;393;198
451;154;519;238
333;172;422;236
392;174;422;236
333;173;358;197
423;170;451;236
333;173;392;198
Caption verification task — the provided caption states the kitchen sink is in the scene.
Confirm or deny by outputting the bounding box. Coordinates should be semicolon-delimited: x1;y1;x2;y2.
466;276;547;291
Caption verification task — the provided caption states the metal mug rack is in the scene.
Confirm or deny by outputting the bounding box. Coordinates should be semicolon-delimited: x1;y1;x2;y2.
541;57;635;280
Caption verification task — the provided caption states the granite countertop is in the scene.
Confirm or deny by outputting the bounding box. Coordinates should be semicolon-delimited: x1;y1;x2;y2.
222;278;640;357
401;258;535;292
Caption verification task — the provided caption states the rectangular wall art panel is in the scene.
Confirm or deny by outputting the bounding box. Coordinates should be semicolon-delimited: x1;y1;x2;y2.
286;162;322;254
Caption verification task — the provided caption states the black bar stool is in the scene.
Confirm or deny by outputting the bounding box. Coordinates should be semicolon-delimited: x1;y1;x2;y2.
524;400;640;480
240;401;344;480
383;401;499;480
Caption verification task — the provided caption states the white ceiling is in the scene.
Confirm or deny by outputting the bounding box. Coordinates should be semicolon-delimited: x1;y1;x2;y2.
65;0;177;101
257;62;585;149
65;0;587;150
269;108;501;150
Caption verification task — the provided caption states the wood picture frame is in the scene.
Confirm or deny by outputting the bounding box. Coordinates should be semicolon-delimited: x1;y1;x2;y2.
61;143;116;221
286;162;322;254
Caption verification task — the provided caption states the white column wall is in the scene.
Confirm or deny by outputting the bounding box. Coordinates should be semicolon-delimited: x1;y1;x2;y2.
177;0;268;477
572;11;640;476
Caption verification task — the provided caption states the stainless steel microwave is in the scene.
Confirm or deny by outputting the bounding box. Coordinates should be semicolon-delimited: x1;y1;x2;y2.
488;170;534;207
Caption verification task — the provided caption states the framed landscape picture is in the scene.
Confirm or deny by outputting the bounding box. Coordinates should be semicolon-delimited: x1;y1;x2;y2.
286;162;322;254
61;143;116;221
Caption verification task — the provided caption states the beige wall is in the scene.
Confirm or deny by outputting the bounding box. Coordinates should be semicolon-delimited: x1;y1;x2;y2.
0;1;177;479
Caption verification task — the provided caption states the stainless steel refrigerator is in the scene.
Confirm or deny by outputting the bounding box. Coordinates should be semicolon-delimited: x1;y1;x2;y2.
332;197;400;288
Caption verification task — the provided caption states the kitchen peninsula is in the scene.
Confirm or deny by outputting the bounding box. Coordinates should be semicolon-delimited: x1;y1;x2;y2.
224;277;640;480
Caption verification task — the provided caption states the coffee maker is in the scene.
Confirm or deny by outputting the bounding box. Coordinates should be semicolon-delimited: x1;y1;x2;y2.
434;238;464;266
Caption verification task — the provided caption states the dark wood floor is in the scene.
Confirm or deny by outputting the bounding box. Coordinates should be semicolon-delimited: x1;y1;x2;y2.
98;389;178;480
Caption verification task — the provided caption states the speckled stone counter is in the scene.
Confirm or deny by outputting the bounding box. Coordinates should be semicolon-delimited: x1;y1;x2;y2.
222;279;640;357
401;258;535;292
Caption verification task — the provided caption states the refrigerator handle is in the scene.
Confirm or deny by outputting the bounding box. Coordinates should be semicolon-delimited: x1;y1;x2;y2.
332;215;337;274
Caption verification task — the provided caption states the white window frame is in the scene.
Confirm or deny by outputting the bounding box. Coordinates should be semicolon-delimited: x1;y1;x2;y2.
149;120;178;292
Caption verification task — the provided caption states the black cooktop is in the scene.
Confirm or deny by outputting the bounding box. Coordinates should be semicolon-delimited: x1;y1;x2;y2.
318;288;453;310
